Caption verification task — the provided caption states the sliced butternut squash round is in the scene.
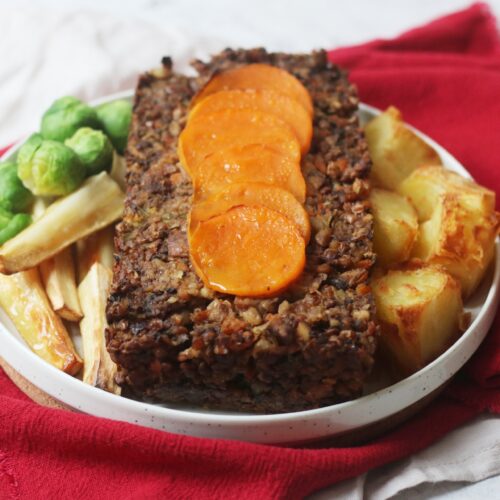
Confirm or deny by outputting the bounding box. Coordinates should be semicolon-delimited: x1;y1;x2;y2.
178;109;301;175
193;64;313;116
190;183;310;242
193;144;306;203
189;205;306;297
189;89;312;154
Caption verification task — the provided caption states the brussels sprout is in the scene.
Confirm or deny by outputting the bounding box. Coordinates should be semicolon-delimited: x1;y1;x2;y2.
0;213;31;245
0;160;34;212
41;96;101;142
96;100;132;154
65;127;113;176
18;139;85;196
0;206;14;227
17;133;43;166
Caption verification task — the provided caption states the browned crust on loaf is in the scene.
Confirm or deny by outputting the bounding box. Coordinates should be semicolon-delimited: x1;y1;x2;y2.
106;49;378;413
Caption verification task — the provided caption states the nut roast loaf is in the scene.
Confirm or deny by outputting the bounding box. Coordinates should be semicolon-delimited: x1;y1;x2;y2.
106;49;378;413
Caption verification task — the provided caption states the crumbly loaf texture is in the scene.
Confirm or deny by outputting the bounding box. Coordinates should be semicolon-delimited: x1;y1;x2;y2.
106;49;378;413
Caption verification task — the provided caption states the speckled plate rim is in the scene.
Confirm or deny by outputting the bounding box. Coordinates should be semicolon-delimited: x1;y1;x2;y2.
0;92;498;445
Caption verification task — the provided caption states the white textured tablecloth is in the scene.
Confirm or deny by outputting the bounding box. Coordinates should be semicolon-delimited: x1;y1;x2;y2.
2;1;500;498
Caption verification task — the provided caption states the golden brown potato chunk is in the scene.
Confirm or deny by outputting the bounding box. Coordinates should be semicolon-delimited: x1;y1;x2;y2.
398;165;496;222
370;188;418;267
411;194;498;298
365;106;442;190
373;265;464;375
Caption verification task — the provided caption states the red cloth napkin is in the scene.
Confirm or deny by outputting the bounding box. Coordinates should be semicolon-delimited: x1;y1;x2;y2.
1;4;500;499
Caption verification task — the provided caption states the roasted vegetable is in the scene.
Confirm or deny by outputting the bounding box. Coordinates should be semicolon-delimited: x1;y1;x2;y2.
190;205;306;297
190;183;310;241
370;188;418;267
365;106;442;190
0;213;31;245
40;246;82;321
0;268;82;374
30;197;50;221
0;173;124;274
373;265;464;376
0;160;33;212
398;165;496;222
78;262;120;393
17;139;85;196
411;194;498;298
95;100;132;154
109;151;126;191
76;225;115;284
41;96;100;142
65;127;113;176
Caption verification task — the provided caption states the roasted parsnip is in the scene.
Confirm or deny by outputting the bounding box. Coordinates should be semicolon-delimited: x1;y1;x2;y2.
30;196;51;221
78;262;120;393
110;152;126;191
0;172;124;274
0;268;82;374
76;225;115;284
40;246;82;321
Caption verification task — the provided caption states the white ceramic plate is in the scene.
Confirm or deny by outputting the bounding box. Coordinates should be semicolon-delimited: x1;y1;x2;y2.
0;91;498;445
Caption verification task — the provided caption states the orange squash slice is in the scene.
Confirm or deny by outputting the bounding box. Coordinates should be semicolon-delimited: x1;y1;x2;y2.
178;109;300;175
193;64;313;116
189;205;306;297
190;183;310;242
192;144;306;203
189;90;312;154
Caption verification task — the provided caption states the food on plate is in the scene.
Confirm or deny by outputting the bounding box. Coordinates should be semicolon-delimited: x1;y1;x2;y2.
411;193;498;298
0;268;82;374
182;71;311;296
189;183;311;241
30;196;50;220
365;109;498;374
192;62;314;115
365;106;442;190
397;165;498;298
78;262;120;393
192;144;306;202
95;99;132;154
76;225;115;283
370;188;418;267
65;127;113;176
109;152;126;191
0;172;124;274
0;211;31;245
190;205;306;296
0;94;128;387
2;49;497;411
0;160;33;212
178;108;301;176
17;138;86;196
189;89;312;153
106;50;377;412
39;246;82;321
41;96;100;142
398;165;496;222
372;265;464;375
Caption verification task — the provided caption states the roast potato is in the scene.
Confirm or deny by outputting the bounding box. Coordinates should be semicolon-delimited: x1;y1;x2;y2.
370;188;418;267
412;194;498;298
398;165;496;222
365;106;442;190
372;265;464;375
